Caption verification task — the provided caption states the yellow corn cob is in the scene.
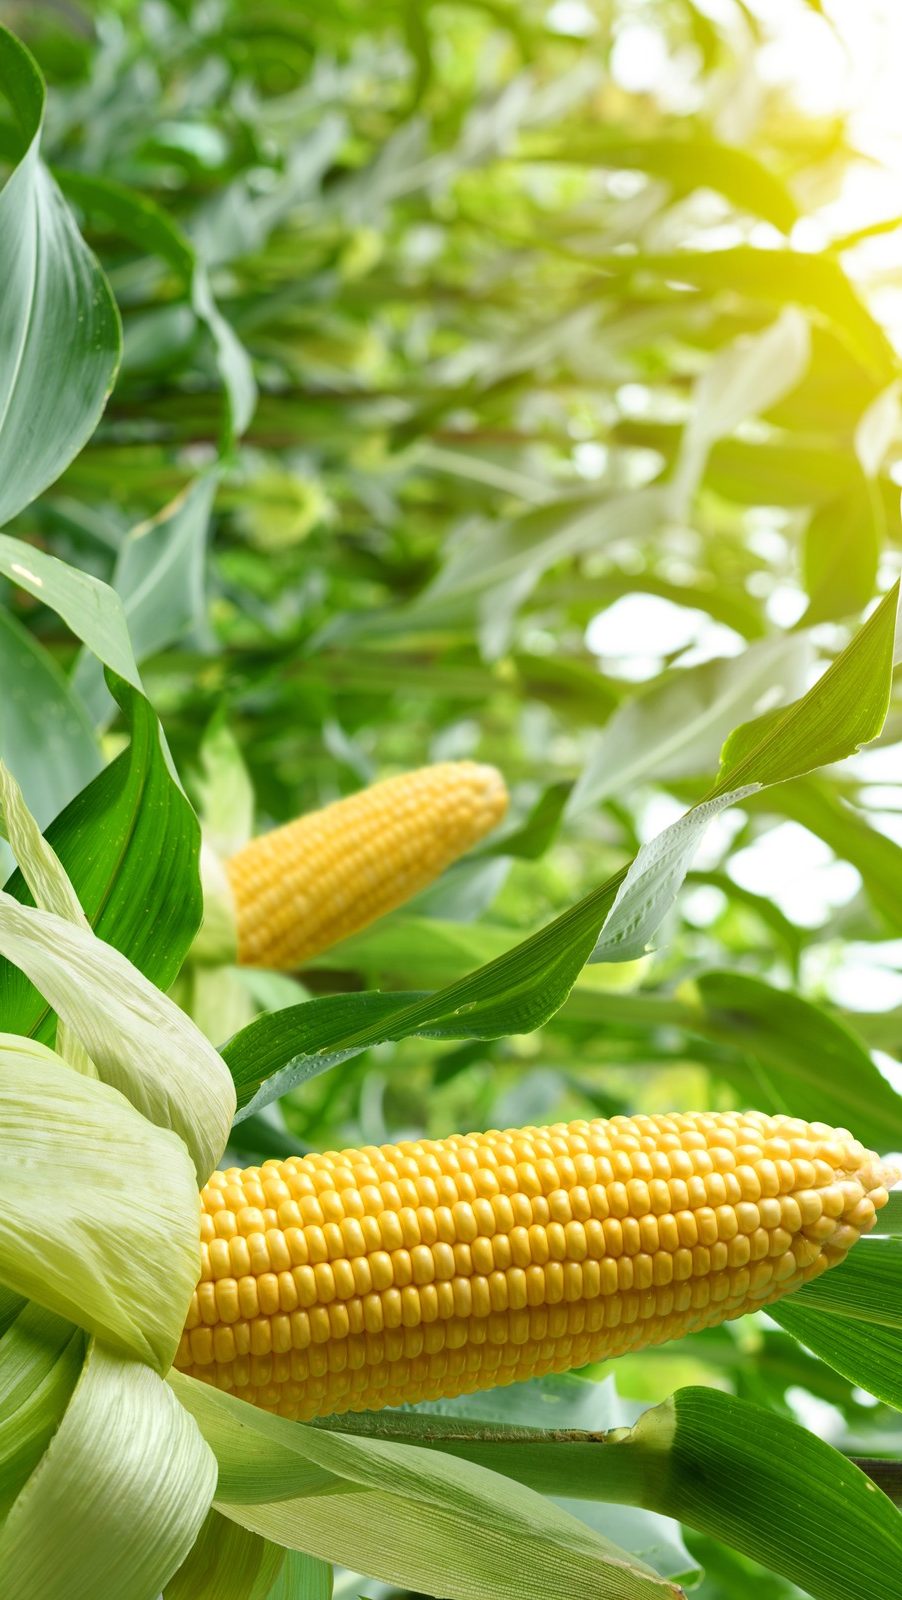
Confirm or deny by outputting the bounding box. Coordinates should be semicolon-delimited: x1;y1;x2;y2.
174;1110;890;1420
225;762;508;969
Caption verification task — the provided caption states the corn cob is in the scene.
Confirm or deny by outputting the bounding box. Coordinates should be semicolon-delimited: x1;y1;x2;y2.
174;1110;890;1420
225;762;508;969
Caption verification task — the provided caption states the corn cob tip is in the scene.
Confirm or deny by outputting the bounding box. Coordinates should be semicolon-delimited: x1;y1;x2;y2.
225;760;508;970
175;1110;891;1422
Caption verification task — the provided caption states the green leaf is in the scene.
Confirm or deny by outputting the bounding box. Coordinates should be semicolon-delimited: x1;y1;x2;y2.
0;27;120;527
589;790;757;963
72;475;216;723
525;128;798;229
225;786;752;1116
569;635;810;814
687;970;902;1152
0;535;141;693
773;1237;902;1410
173;1374;681;1600
336;1388;902;1600
58;168;255;443
597;248;895;379
0;1341;216;1600
0;1037;199;1369
714;582;898;793
264;1553;332;1600
387;487;665;660
802;487;880;625
165;1509;287;1600
0;606;101;828
671;310;810;512
0;678;203;1040
0;1302;84;1523
621;1388;902;1600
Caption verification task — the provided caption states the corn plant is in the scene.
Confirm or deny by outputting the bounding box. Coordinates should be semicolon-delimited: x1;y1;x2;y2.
0;4;901;1598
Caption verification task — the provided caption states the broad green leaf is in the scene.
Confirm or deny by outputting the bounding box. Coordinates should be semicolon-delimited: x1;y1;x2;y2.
802;487;880;625
0;890;235;1182
671;310;810;512
0;27;120;527
264;1552;332;1600
0;1341;216;1600
173;1374;680;1600
714;581;898;793
618;1388;902;1600
58;168;255;442
73;475;217;722
589;789;757;963
0;535;141;693
0;607;100;828
373;1375;700;1586
773;1237;902;1410
305;914;642;993
0;1302;83;1523
596;247;894;378
0;678;203;1041
0;1286;25;1339
686;970;902;1152
524;128;798;229
224;789;749;1115
0;1039;198;1369
165;1509;287;1599
382;486;666;660
335;1387;902;1600
569;634;809;814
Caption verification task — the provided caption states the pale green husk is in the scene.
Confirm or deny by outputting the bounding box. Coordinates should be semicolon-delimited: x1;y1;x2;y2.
0;1340;216;1600
0;1039;199;1371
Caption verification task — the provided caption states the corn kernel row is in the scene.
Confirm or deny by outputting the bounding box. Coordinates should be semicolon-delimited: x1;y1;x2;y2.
174;1111;889;1419
225;762;508;969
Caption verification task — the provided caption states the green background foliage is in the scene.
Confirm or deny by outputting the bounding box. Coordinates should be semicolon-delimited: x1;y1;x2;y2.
0;1;901;1596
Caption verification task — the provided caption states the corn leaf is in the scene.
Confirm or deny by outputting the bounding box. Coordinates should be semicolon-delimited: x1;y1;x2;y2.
58;169;255;444
713;581;898;793
0;677;203;1042
773;1237;902;1409
0;1302;83;1523
568;633;810;814
225;589;895;1113
524;128;798;229
0;1039;198;1369
315;1387;902;1600
0;1341;216;1600
0;608;100;829
688;971;902;1151
0;27;120;529
264;1553;332;1600
172;1373;682;1600
72;476;218;725
670;310;811;514
165;1509;286;1600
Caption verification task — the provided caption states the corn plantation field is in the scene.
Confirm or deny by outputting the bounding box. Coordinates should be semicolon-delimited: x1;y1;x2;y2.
0;0;901;1596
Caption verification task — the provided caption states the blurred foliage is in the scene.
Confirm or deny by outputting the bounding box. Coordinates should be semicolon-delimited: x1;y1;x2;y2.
2;0;902;1594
